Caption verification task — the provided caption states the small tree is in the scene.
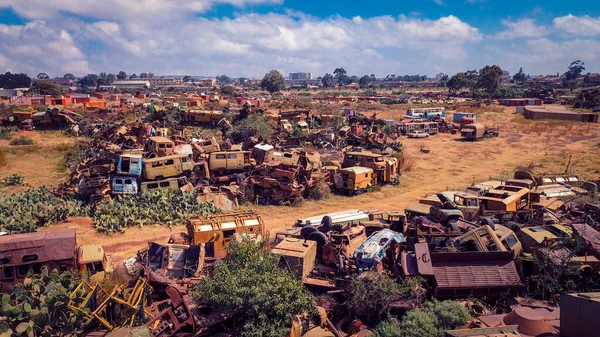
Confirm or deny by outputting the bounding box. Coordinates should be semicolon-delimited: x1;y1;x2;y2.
345;273;425;320
446;72;467;93
117;71;127;80
36;73;49;79
260;70;285;94
31;81;61;96
322;73;334;88
191;238;315;337
476;65;503;98
230;115;277;142
370;300;471;337
513;67;527;84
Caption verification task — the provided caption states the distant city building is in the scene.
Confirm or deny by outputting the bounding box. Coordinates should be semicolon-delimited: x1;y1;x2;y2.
195;78;216;87
289;72;312;80
149;78;183;87
435;73;447;81
112;80;151;89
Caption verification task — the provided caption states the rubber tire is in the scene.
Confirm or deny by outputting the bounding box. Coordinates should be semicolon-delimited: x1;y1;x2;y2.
331;223;345;233
301;225;318;240
320;216;333;233
481;217;495;227
307;231;329;249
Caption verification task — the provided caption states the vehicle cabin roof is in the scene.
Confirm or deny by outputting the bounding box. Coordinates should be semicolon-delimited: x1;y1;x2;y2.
520;226;558;244
272;239;315;258
77;244;105;263
479;186;529;204
341;166;373;174
0;229;76;266
148;136;173;143
143;153;189;162
345;151;382;158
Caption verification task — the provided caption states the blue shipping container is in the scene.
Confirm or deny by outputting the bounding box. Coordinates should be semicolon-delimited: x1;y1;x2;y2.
452;112;477;124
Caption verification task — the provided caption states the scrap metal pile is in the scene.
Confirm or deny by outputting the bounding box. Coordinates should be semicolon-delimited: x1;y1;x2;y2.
59;106;405;206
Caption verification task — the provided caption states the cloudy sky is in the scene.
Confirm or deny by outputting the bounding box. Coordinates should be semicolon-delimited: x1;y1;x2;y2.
0;0;599;78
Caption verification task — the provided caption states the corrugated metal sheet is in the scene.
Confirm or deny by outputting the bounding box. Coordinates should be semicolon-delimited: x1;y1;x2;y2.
431;252;522;298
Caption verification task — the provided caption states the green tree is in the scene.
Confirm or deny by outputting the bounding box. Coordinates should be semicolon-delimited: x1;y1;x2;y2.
31;81;61;96
79;74;99;87
63;73;75;80
220;85;236;96
566;60;585;81
476;65;503;98
130;73;138;79
260;70;285;94
465;69;479;89
36;72;49;79
322;73;334;88
371;300;471;337
583;72;591;85
0;72;31;88
117;71;127;80
359;75;371;88
334;67;347;85
230;115;277;142
446;72;467;93
191;238;315;337
513;67;527;84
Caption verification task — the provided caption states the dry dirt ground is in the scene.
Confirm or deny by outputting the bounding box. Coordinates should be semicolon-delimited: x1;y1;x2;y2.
4;106;600;264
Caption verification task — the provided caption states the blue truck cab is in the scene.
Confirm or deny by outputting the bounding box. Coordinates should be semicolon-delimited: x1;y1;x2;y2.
116;153;143;176
112;176;139;195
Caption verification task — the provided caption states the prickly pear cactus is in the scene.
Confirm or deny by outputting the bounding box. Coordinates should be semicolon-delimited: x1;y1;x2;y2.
0;267;85;337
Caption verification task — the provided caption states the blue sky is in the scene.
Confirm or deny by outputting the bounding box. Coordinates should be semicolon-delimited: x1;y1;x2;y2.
0;0;599;78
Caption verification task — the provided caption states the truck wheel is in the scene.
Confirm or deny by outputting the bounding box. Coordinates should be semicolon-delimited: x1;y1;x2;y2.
331;223;345;233
320;216;333;233
301;225;318;240
307;231;329;249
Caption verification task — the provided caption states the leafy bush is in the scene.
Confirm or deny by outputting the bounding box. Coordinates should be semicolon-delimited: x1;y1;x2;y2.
345;274;425;319
191;238;315;337
370;300;472;337
93;190;220;233
309;181;332;200
0;126;16;140
230;115;277;142
9;137;35;146
1;173;26;186
0;267;86;337
0;187;89;234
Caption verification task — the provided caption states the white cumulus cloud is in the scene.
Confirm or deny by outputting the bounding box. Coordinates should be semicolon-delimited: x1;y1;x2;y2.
554;14;600;36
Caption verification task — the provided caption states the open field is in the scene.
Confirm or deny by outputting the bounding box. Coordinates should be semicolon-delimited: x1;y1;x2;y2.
6;105;600;264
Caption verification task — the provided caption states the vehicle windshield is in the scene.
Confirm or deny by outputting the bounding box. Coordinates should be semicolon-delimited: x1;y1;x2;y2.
375;157;384;162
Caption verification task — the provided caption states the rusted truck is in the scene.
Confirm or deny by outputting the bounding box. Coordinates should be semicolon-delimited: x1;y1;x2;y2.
0;229;112;292
334;166;374;195
185;110;223;124
460;122;499;141
342;151;399;185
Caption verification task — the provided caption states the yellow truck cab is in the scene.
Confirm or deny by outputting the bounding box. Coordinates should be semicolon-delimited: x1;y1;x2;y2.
142;154;193;180
342;151;398;185
77;244;113;282
334;166;374;195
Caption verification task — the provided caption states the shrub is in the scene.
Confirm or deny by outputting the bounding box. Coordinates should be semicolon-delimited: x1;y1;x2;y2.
309;181;332;200
0;126;16;140
9;137;35;146
93;190;220;233
1;173;26;186
370;300;471;337
191;238;315;337
230;115;277;142
345;274;425;319
0;187;88;234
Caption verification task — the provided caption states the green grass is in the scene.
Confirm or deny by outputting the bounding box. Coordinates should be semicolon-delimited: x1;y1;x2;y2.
9;136;35;146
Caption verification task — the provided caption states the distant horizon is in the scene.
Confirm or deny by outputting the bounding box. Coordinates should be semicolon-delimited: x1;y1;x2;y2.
0;1;599;77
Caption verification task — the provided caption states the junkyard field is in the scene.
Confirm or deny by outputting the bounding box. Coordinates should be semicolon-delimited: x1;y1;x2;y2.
4;104;596;264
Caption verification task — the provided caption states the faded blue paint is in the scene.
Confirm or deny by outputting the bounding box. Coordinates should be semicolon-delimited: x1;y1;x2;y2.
117;155;143;176
112;176;139;195
354;229;404;272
